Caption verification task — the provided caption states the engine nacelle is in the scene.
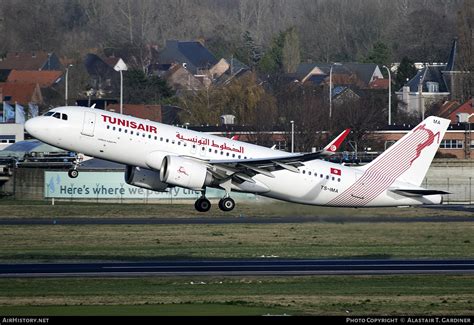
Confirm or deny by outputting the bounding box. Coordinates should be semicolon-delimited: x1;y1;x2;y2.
125;165;169;192
160;155;212;190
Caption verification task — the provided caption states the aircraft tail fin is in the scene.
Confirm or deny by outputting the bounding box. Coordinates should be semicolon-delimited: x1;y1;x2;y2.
358;116;450;186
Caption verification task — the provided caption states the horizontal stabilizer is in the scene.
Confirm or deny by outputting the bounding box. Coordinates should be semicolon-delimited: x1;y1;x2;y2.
390;189;451;197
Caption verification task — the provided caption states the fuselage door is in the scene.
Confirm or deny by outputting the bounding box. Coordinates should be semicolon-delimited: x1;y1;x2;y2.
81;111;96;137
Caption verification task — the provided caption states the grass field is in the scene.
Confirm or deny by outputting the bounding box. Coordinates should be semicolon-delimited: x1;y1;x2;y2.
0;199;472;219
0;276;472;315
0;200;473;315
0;222;472;262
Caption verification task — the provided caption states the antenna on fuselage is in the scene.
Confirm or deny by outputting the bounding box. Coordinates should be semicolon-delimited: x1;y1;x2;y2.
90;103;96;109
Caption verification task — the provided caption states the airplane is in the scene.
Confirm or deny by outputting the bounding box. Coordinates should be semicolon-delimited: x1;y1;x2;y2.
24;106;450;212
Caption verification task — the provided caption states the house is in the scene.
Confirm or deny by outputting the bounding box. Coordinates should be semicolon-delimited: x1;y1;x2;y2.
158;40;218;76
0;82;43;105
7;70;63;88
396;39;470;116
436;99;474;124
0;51;61;71
214;57;252;86
293;62;384;89
165;63;206;92
84;53;126;97
331;86;362;105
105;103;180;125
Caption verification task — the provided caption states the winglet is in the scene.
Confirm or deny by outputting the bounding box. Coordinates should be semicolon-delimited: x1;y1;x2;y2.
323;129;351;153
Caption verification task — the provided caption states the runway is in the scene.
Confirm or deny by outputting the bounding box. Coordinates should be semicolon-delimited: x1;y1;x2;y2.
1;259;473;277
0;214;473;225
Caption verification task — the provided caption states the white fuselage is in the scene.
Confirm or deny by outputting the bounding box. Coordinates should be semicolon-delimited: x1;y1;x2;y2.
25;106;442;207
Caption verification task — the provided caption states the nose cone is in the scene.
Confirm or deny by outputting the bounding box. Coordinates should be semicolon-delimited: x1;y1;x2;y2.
24;117;42;139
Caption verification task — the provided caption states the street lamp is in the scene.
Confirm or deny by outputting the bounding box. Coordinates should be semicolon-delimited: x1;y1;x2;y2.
119;70;124;114
329;63;342;119
382;65;392;125
290;120;295;153
113;59;128;115
65;64;73;106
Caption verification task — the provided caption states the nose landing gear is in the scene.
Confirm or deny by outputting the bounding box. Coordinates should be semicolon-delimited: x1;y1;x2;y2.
67;153;83;178
68;168;79;178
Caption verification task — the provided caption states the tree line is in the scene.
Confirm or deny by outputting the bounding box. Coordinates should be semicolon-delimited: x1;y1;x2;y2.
0;0;470;66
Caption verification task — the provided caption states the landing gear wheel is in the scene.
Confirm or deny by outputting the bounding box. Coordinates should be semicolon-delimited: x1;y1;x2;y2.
68;169;79;178
195;197;211;212
218;197;235;212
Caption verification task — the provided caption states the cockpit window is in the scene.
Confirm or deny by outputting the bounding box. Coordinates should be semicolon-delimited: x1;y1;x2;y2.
53;112;61;119
44;111;55;116
62;114;68;120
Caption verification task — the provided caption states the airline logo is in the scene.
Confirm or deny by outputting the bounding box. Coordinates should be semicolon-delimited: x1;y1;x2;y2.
330;168;341;176
101;114;157;133
178;166;189;176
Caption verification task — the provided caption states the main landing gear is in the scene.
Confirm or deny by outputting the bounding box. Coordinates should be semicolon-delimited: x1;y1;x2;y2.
194;190;236;212
195;196;211;212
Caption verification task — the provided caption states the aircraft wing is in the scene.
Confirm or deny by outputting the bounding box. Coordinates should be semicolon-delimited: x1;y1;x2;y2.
322;128;351;155
185;129;351;181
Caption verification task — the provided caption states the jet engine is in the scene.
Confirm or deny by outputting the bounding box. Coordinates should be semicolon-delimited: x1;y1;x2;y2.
160;155;213;190
125;165;169;192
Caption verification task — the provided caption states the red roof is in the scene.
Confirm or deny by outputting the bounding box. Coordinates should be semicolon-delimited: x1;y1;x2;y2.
0;82;42;105
103;57;120;69
0;51;52;70
105;104;162;122
368;78;389;89
444;99;473;123
7;70;63;87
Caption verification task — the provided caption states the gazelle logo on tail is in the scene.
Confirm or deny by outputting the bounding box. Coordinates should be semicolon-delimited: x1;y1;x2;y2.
328;116;450;207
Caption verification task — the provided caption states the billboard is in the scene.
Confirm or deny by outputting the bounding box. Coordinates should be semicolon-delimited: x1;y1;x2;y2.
44;171;256;200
